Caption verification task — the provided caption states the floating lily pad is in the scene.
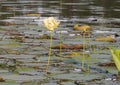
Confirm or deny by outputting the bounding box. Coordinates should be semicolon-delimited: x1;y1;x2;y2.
51;73;103;81
1;73;45;81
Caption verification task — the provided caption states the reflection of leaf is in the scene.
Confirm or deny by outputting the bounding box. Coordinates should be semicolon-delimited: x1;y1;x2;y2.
16;67;33;72
110;49;120;71
71;54;90;61
5;80;16;84
7;50;20;54
65;52;89;59
71;52;80;56
25;13;41;17
65;52;99;64
5;42;20;47
39;34;52;39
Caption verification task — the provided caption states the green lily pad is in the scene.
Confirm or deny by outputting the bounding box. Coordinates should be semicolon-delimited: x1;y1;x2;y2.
51;73;103;81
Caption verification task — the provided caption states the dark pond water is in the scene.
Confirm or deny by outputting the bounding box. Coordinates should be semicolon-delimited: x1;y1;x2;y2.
0;0;120;28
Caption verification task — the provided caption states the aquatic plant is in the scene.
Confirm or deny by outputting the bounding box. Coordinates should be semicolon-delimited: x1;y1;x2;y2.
43;17;60;31
110;49;120;72
43;17;60;73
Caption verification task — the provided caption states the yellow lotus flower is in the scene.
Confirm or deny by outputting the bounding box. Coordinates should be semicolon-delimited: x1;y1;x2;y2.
43;17;60;73
43;17;60;31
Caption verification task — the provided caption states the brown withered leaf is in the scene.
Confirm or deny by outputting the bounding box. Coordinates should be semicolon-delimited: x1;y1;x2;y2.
52;43;83;49
98;62;115;66
0;76;5;82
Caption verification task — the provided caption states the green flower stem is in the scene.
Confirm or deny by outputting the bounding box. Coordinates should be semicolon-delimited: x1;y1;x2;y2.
87;33;91;72
46;31;53;73
59;31;62;61
82;32;86;70
87;55;90;72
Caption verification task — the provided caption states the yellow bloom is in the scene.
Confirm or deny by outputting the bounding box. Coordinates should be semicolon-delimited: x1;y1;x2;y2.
43;17;60;31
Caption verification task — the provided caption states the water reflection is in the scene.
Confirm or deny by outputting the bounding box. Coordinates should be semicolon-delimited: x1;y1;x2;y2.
93;0;120;18
0;0;120;27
